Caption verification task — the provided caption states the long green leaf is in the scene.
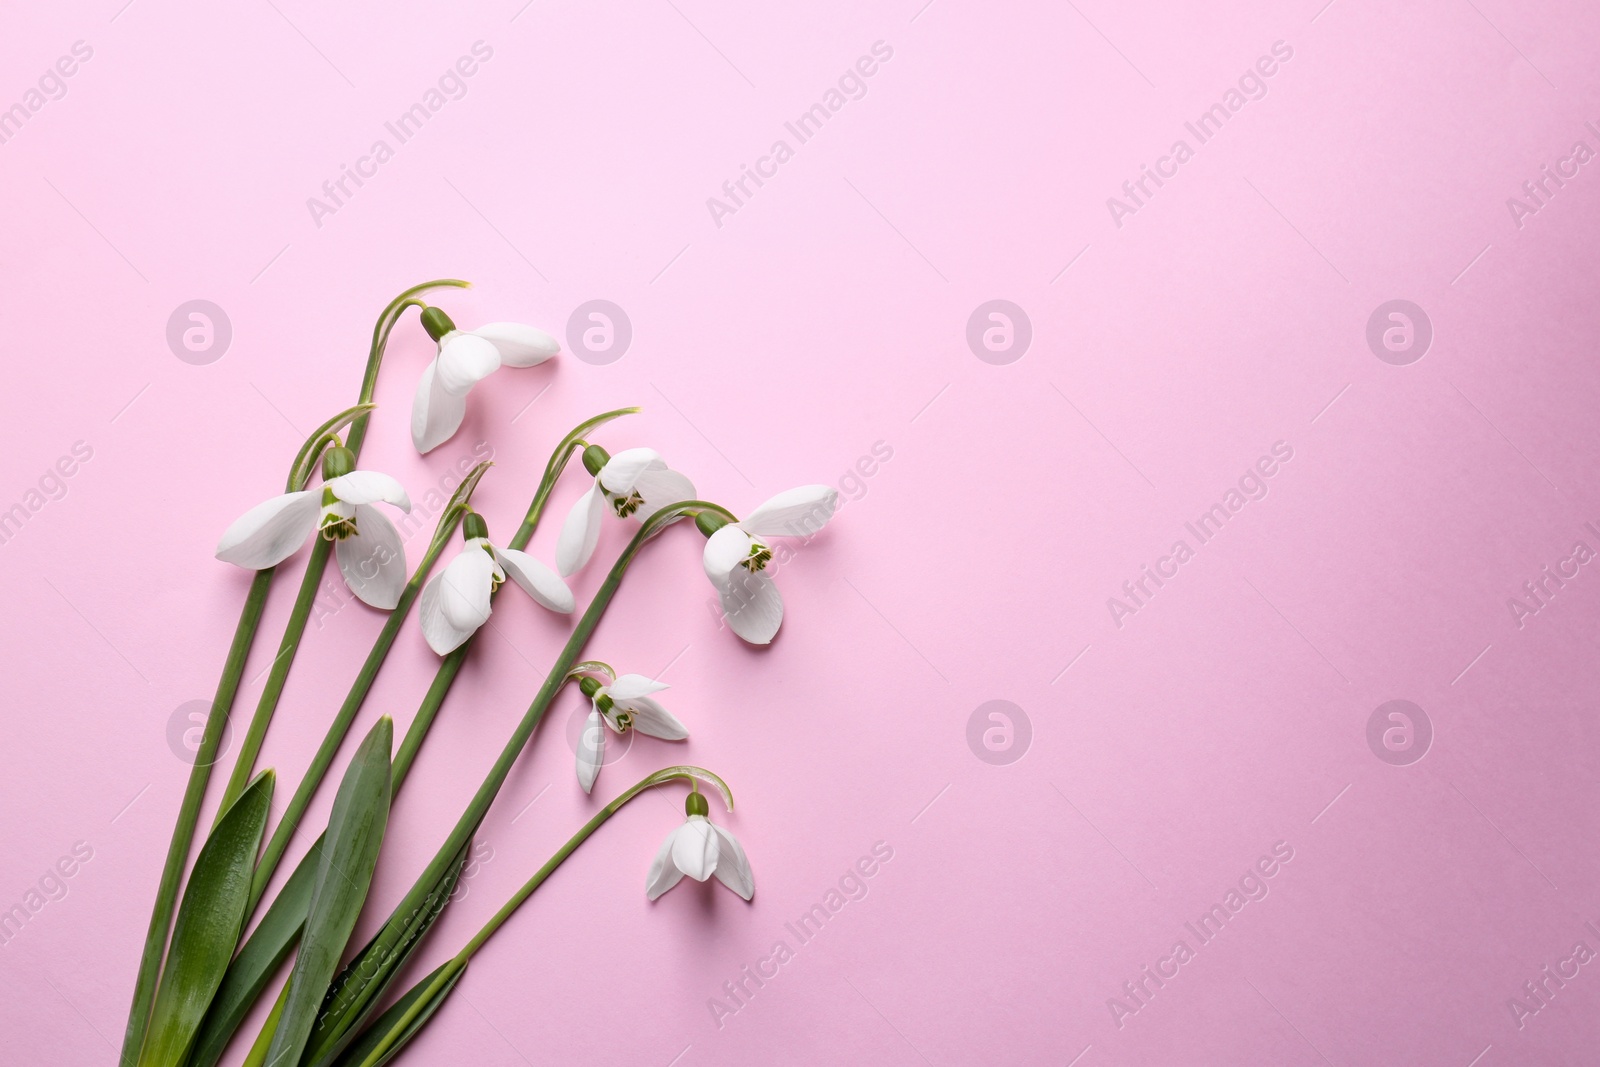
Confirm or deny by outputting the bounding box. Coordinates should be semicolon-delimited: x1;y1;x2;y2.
136;770;274;1067
300;845;469;1067
263;718;393;1067
328;961;467;1067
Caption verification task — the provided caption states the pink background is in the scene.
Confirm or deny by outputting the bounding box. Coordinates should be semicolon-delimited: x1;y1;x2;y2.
5;1;1600;1064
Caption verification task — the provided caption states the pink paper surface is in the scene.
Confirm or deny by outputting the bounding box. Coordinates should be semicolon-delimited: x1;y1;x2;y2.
4;1;1600;1064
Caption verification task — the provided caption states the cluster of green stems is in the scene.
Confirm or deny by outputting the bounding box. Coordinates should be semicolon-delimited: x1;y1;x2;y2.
121;281;745;1067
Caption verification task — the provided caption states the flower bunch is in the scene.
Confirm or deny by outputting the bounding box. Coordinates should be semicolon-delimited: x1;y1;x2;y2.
118;282;840;1067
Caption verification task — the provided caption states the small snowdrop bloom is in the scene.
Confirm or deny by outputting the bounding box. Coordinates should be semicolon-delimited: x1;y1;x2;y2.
412;307;559;454
646;792;753;901
216;446;411;609
419;514;573;655
575;673;688;794
557;446;695;576
700;486;839;645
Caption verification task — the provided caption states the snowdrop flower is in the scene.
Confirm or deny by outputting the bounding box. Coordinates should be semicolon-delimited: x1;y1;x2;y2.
556;445;695;576
697;486;839;645
419;513;574;654
646;791;753;901
574;672;688;794
411;306;559;454
216;445;411;609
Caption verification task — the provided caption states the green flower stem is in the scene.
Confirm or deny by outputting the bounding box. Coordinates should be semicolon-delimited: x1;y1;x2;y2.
332;500;735;1050
355;767;733;1067
247;463;491;911
209;280;466;820
118;568;274;1067
214;537;333;819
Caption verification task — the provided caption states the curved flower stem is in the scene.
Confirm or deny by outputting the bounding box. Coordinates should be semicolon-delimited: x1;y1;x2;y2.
355;768;732;1067
117;568;274;1067
247;462;493;911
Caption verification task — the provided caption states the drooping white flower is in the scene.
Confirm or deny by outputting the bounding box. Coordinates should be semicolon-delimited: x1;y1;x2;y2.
556;447;695;576
701;486;839;645
645;792;753;901
411;309;559;454
575;673;688;793
216;448;412;609
419;516;573;654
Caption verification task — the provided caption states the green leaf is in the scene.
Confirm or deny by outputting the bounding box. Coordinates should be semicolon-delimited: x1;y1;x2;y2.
300;843;470;1067
186;836;319;1067
136;770;274;1067
262;717;393;1067
329;961;468;1067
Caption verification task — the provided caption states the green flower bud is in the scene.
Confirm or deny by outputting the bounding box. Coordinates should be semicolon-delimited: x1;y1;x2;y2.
462;512;489;541
685;791;710;817
581;444;610;477
695;511;730;538
419;305;456;341
321;445;355;480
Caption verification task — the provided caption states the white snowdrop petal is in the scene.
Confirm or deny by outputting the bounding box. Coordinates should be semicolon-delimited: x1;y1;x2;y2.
710;824;755;900
719;570;785;645
326;470;412;512
646;830;686;901
596;448;664;495
438;547;497;633
419;572;474;655
576;709;605;794
607;674;669;700
412;360;470;454
494;547;575;613
435;332;502;394
215;491;321;569
623;697;689;741
702;525;756;583
556;484;607;576
471;322;559;368
629;467;696;523
335;505;408;609
739;485;839;539
671;817;720;882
